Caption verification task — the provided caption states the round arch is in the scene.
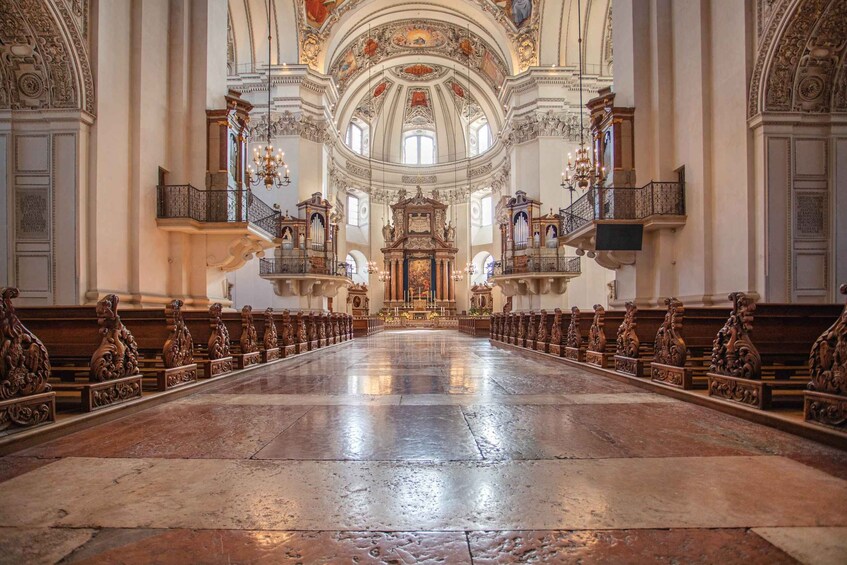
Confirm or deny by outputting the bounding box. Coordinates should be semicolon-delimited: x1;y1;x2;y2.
347;249;370;284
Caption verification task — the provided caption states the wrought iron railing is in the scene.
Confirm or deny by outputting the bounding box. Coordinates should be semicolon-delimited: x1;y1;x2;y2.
260;257;352;278
491;255;581;276
559;181;685;235
157;184;279;239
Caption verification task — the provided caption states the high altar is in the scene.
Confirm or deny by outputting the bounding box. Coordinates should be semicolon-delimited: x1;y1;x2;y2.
381;186;458;315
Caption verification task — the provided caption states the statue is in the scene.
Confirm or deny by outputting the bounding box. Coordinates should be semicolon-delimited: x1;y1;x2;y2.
382;222;394;243
397;188;407;202
444;221;455;242
298;232;305;249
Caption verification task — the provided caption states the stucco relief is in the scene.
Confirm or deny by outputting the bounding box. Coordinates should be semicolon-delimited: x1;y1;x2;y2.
246;111;331;144
501;110;589;145
750;0;847;116
0;0;94;113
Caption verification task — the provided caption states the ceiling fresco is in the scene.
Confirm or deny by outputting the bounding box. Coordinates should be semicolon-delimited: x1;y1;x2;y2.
328;20;510;94
296;0;541;72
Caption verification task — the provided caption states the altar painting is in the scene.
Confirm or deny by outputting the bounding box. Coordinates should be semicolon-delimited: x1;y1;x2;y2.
408;258;432;293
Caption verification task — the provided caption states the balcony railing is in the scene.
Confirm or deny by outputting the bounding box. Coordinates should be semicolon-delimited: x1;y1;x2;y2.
260;257;352;278
157;184;279;239
491;255;581;276
559;181;685;235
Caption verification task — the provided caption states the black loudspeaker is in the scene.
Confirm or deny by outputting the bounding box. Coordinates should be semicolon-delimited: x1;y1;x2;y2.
595;223;643;251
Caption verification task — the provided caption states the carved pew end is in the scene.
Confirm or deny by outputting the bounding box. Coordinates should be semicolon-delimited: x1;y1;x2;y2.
707;373;773;410
52;375;143;413
262;348;281;363
650;362;694;389
0;392;56;430
585;350;611;368
564;346;585;362
233;351;261;370
804;391;847;430
155;364;198;391
198;357;233;379
614;355;644;377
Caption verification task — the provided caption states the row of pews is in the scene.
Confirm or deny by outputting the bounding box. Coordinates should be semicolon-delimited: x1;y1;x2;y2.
0;288;353;432
490;286;847;431
457;317;491;337
352;316;385;337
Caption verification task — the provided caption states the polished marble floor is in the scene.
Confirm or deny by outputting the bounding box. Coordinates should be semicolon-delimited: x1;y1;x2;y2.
1;331;846;564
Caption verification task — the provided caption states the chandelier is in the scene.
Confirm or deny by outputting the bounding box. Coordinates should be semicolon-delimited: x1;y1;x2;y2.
561;0;604;195
465;262;477;276
367;260;378;274
247;0;291;190
377;269;391;283
452;268;464;283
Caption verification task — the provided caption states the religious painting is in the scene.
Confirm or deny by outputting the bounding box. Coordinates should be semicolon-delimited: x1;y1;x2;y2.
336;49;358;82
363;37;378;57
391;27;446;49
450;81;465;98
373;81;387;98
404;64;435;78
495;0;533;28
410;90;428;108
407;212;431;234
459;38;474;57
305;0;347;28
481;50;506;86
408;258;432;293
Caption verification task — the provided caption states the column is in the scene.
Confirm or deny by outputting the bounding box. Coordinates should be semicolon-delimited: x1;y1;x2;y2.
436;259;442;301
395;259;402;304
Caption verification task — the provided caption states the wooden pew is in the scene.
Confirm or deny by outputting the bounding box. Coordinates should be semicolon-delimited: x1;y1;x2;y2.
16;295;144;412
533;310;550;352
804;284;847;430
705;292;841;409
0;287;56;429
188;304;234;379
259;308;281;362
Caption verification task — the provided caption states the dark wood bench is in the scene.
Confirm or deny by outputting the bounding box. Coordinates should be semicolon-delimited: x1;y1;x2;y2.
0;287;57;430
15;295;144;412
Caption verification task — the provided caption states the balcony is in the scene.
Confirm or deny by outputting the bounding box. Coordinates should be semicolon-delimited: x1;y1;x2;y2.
559;181;686;269
156;185;278;271
489;254;581;297
259;257;353;298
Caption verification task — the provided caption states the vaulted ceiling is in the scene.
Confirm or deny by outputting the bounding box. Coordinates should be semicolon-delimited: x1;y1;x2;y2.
227;0;613;163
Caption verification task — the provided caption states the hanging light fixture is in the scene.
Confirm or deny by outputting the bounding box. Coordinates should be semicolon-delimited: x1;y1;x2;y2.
466;261;477;275
561;0;604;195
248;0;291;190
378;269;391;283
367;260;378;274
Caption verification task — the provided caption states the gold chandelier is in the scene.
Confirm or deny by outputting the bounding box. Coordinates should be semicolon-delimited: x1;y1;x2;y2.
248;0;291;190
561;0;604;193
377;269;391;283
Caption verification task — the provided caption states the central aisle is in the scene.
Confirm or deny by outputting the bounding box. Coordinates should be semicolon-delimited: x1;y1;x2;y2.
0;331;846;563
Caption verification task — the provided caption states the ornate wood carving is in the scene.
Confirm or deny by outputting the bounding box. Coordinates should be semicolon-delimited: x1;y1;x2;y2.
86;375;143;411
90;294;139;382
1;287;51;398
615;302;640;358
207;303;230;360
517;312;527;343
708;374;767;409
566;307;581;349
308;313;319;343
281;310;293;346
808;284;847;396
654;298;687;367
709;292;762;379
536;309;548;344
588;305;607;353
263;308;278;351
550;308;563;347
163;299;193;369
526;311;537;343
297;312;308;344
318;313;327;342
239;306;259;354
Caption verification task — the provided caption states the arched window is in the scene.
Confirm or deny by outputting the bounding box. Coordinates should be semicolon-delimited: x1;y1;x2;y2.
470;119;492;157
403;131;436;165
346;121;369;155
345;253;357;275
483;254;495;280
